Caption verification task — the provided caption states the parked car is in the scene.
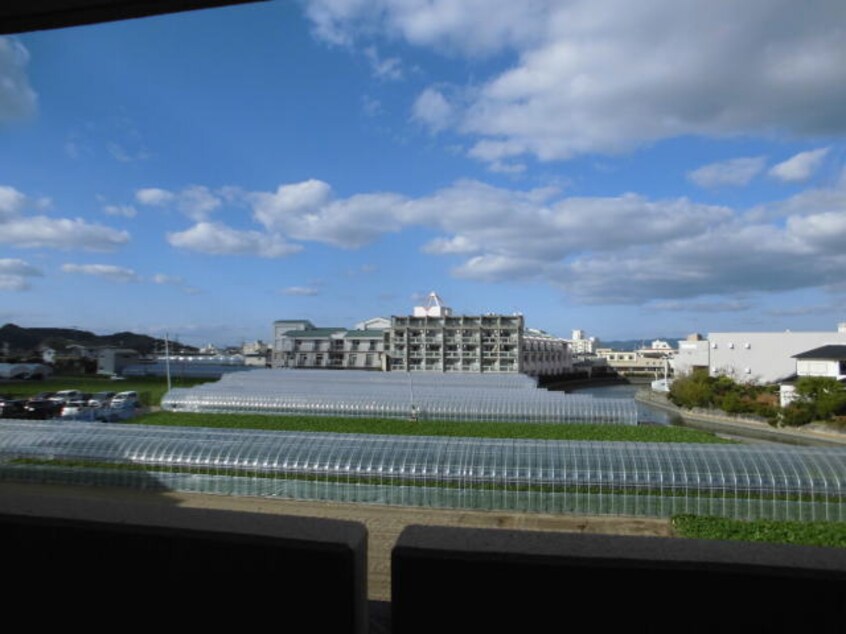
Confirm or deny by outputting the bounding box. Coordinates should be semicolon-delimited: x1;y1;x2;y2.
0;398;28;419
111;391;140;406
24;398;63;420
88;391;116;408
50;390;85;404
61;398;93;418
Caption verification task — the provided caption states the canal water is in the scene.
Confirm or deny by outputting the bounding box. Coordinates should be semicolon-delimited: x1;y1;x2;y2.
568;383;675;425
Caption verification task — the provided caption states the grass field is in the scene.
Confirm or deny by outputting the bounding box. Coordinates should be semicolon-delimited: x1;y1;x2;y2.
1;376;213;406
672;514;846;548
133;411;731;443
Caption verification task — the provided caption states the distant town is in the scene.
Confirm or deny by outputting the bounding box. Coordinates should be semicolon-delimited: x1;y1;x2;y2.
2;293;844;398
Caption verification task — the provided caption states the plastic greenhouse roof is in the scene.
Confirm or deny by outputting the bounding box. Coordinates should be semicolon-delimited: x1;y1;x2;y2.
1;420;843;521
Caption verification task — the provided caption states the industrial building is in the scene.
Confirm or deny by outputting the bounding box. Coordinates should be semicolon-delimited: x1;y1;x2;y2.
673;324;846;384
272;293;570;376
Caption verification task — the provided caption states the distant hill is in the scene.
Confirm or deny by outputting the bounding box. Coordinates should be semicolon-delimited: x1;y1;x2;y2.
0;323;197;356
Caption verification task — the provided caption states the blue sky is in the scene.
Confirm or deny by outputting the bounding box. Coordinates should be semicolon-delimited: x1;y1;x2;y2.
2;1;845;346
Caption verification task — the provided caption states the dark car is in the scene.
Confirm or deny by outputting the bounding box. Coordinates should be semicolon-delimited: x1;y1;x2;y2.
24;399;63;420
0;399;28;419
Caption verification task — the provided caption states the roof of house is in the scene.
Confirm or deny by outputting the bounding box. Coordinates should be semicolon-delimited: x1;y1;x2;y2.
281;328;346;338
343;330;385;338
792;345;846;360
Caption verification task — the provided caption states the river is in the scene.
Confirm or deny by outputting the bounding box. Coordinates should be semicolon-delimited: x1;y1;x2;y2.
567;383;675;425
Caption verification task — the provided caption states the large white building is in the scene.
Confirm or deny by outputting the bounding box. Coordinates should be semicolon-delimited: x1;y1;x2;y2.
673;323;846;384
568;329;599;355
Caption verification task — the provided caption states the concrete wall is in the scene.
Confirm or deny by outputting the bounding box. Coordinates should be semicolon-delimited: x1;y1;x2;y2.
392;525;846;633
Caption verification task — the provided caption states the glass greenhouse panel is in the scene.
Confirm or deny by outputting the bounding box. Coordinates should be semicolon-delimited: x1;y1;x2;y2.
1;420;844;521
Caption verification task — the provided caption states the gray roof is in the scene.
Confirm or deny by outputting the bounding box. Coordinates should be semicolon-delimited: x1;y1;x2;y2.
792;345;846;360
282;328;346;338
343;330;385;338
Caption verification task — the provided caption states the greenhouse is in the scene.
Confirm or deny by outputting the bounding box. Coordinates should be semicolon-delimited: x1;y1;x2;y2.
161;369;638;425
1;420;843;521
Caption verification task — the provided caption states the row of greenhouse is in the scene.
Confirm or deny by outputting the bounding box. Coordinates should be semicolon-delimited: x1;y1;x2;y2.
160;369;638;425
1;420;843;521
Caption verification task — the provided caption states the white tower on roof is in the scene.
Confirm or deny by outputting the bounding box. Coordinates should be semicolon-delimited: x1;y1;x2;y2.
413;291;452;317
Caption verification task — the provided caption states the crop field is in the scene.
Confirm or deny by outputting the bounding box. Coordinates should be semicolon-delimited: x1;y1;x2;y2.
133;411;730;443
672;515;846;548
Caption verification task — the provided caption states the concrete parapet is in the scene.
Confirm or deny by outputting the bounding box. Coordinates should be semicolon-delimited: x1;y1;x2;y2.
392;525;846;633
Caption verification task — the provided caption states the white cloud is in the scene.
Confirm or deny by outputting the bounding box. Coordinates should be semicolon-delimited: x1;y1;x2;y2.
152;274;184;285
252;179;333;229
61;263;140;283
453;255;541;281
163;174;846;306
0;37;37;121
364;46;403;80
306;0;547;56
136;188;175;206
0;185;27;220
1;216;129;250
0;258;42;291
687;157;766;188
0;185;129;251
412;87;454;132
166;222;302;258
135;186;221;221
280;286;320;296
103;204;137;218
769;147;830;182
306;1;846;163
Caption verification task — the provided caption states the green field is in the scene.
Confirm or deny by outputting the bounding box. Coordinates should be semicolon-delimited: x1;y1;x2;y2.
672;515;846;548
133;411;730;443
0;376;212;406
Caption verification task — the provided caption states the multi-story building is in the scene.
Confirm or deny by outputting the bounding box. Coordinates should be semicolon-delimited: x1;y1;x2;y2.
569;329;599;355
272;319;386;370
383;293;570;375
273;293;571;375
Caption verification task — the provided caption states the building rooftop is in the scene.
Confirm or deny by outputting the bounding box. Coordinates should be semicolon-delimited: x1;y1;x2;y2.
792;345;846;360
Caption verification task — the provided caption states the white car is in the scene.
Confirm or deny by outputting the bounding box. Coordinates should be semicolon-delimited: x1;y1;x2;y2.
111;391;140;408
50;390;84;404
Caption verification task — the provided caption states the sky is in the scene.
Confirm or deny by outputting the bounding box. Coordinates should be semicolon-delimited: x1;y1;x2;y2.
1;0;846;346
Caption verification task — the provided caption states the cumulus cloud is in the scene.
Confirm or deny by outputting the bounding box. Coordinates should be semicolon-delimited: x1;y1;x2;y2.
687;157;767;188
135;188;175;206
305;1;846;163
163;173;846;306
62;263;140;283
769;147;830;182
166;222;302;258
412;87;454;132
0;258;42;291
280;286;320;296
0;185;129;251
0;37;37;121
136;185;221;221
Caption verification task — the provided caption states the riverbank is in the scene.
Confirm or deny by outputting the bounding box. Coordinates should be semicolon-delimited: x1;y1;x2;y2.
635;389;846;447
